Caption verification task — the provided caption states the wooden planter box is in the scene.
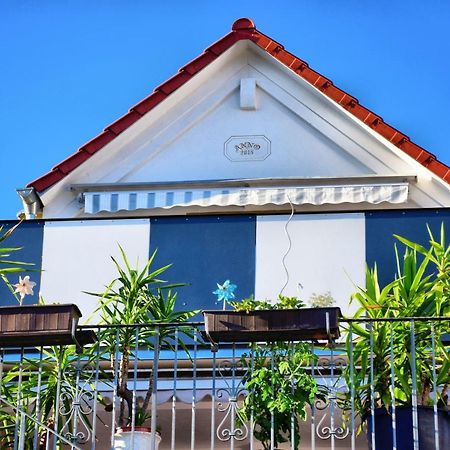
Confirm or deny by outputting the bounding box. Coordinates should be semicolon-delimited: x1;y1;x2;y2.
203;307;342;344
0;304;95;348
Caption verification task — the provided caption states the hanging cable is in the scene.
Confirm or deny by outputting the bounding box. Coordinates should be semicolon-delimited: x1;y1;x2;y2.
280;194;295;296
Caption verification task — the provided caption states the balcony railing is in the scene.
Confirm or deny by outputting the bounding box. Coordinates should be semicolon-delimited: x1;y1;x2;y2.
0;317;449;449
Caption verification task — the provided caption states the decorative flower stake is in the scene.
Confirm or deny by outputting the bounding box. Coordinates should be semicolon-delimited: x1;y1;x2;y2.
213;280;237;310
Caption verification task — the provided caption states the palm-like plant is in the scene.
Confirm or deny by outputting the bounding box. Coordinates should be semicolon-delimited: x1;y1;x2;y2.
0;222;35;303
90;247;198;428
0;223;96;448
395;224;450;317
0;382;37;449
0;344;100;448
345;225;450;422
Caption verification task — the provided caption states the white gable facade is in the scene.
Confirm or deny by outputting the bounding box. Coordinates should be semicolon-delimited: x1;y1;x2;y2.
36;41;449;219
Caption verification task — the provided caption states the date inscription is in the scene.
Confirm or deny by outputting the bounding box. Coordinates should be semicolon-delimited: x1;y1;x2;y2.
225;136;271;162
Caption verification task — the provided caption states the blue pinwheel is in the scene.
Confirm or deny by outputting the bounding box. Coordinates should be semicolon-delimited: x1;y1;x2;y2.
213;279;237;310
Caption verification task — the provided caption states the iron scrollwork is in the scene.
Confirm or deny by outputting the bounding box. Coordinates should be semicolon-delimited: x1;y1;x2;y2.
314;355;350;441
215;359;249;442
59;362;96;444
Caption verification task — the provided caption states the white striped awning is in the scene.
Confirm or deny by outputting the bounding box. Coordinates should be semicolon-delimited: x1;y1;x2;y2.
83;183;409;214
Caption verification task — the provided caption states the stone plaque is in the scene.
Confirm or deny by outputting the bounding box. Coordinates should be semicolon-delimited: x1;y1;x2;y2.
224;135;271;162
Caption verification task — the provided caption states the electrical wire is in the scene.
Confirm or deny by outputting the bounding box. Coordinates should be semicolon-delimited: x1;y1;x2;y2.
280;194;295;296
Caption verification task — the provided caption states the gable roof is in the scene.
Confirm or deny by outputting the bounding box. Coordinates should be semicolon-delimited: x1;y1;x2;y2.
28;18;450;193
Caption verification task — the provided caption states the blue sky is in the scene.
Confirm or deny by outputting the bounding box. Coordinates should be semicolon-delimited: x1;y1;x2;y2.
1;1;449;219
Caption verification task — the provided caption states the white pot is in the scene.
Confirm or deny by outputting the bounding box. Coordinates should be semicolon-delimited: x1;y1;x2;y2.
114;427;161;449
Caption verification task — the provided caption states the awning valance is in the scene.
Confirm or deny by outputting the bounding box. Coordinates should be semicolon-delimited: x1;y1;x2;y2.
82;182;409;214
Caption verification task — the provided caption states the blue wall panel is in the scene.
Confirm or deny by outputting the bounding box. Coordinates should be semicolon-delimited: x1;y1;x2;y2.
0;220;44;306
149;215;256;314
365;209;450;287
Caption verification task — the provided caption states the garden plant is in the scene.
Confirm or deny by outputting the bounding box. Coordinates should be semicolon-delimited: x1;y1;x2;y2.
0;223;98;448
90;247;198;432
344;225;450;446
232;295;320;450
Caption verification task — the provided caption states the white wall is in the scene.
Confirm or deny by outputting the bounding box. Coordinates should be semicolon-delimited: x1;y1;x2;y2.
39;219;150;321
124;88;371;183
255;213;365;316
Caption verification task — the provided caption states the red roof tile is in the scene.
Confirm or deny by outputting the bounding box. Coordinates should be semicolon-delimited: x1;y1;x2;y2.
28;18;450;192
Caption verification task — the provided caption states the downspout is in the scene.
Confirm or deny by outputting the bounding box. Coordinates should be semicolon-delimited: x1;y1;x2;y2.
16;187;44;219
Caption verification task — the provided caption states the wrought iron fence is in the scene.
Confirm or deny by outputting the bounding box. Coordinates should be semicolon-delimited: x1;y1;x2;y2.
0;317;449;449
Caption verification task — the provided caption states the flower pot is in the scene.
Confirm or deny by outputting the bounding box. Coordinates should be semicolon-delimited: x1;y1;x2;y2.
366;406;450;449
203;307;341;343
0;304;95;348
114;427;161;449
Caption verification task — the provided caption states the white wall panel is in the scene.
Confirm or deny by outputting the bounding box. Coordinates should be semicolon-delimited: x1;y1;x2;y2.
255;213;365;316
40;219;150;321
126;89;371;184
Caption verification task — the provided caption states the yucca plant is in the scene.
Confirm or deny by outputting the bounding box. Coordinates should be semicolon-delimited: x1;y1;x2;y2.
0;344;101;448
344;224;450;428
0;222;28;277
89;247;198;428
0;223;97;447
0;382;37;449
0;222;35;303
395;224;450;317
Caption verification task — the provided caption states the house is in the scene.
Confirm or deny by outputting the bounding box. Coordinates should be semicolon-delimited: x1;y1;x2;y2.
3;18;449;317
1;18;449;449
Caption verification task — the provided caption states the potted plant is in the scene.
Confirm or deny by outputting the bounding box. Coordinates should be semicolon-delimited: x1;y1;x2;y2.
89;247;198;449
226;295;321;449
0;222;33;288
0;342;101;448
0;223;90;348
203;291;342;345
344;225;450;449
308;291;335;308
240;341;318;450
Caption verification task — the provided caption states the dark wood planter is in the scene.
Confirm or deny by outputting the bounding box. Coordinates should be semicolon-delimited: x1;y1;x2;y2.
0;304;95;348
202;307;341;344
